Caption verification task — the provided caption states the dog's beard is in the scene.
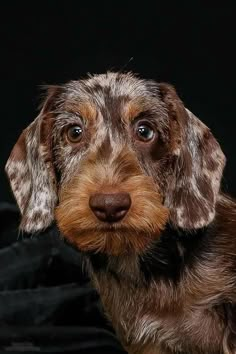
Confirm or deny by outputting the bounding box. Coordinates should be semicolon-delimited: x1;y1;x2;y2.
55;155;169;255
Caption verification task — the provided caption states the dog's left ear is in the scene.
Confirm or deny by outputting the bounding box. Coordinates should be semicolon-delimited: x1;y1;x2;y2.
5;86;61;233
159;83;226;230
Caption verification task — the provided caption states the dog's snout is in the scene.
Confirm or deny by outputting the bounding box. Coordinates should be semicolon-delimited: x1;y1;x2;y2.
89;193;131;222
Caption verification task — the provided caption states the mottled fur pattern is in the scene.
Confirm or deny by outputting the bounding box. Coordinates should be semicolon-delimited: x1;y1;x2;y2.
5;72;236;353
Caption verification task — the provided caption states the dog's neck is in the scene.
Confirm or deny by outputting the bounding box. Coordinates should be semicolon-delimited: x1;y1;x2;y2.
86;224;209;286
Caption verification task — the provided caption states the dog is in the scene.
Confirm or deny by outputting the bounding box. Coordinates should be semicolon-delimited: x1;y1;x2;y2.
5;72;236;353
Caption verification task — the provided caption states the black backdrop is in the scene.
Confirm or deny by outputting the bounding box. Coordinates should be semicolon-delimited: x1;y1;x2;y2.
1;2;235;202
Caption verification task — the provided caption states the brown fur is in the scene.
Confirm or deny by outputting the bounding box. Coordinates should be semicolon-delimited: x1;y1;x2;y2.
64;100;97;121
5;72;236;353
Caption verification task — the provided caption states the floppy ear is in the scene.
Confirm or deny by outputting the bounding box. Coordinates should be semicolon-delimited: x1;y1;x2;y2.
5;86;61;233
159;83;226;230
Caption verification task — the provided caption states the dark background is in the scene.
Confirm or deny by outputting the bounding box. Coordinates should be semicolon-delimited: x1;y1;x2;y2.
1;2;235;202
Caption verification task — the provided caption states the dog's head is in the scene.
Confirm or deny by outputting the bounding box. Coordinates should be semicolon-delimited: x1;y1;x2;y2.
5;72;226;255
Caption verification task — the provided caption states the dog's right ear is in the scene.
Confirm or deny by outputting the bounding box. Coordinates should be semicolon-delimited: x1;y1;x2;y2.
5;86;62;233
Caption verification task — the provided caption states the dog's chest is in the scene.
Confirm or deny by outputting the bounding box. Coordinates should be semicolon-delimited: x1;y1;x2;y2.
93;274;225;353
128;306;224;353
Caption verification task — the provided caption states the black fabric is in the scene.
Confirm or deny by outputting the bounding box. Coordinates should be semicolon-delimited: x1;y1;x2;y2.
0;203;126;353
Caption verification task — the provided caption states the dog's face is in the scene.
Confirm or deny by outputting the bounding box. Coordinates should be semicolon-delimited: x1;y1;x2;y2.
5;72;226;255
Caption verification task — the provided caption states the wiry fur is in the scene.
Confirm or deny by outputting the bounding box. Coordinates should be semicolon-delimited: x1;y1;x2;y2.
5;72;236;353
56;148;168;255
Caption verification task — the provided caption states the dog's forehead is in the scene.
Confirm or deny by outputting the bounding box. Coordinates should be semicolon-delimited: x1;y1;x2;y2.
66;72;158;98
60;72;164;123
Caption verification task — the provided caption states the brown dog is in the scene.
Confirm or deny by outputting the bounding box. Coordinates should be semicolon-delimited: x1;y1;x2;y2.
5;72;236;353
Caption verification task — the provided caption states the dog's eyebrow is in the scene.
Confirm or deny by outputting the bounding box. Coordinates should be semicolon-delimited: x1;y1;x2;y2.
130;110;155;122
123;101;148;122
64;100;97;121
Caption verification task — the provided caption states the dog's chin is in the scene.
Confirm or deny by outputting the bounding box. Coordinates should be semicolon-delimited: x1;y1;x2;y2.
56;223;165;256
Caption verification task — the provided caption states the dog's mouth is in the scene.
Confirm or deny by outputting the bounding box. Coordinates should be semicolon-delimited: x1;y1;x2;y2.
67;223;137;237
57;219;166;256
93;223;128;231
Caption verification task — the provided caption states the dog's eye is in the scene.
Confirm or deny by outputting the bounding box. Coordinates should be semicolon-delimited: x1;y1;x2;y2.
66;125;83;143
136;124;155;142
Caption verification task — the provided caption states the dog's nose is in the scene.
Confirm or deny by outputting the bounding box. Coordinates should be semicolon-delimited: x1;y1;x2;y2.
89;193;131;222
